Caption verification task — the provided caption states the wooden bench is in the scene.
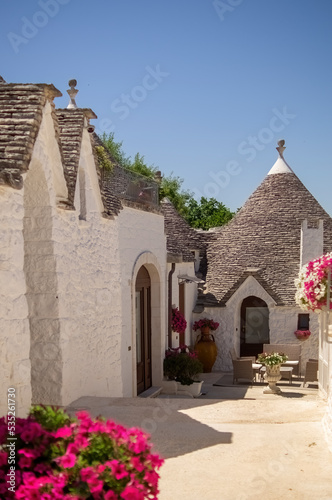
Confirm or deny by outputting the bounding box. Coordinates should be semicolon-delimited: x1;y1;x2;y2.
263;344;301;376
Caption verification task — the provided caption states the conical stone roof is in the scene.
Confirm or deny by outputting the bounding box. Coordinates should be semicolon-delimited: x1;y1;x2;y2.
203;142;332;307
161;198;205;261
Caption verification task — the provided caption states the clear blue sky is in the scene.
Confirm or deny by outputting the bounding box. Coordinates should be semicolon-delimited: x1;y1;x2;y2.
1;0;331;214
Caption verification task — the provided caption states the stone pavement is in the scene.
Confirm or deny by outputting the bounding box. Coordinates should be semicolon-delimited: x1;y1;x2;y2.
67;372;332;500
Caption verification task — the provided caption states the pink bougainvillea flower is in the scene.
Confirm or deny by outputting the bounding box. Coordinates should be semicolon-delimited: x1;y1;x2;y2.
18;454;34;469
56;452;76;469
20;421;44;442
104;491;118;500
0;451;8;467
87;475;104;495
34;463;52;474
107;459;129;480
120;485;145;500
130;456;145;472
144;470;159;488
81;466;97;482
148;453;164;468
73;433;89;449
54;426;72;439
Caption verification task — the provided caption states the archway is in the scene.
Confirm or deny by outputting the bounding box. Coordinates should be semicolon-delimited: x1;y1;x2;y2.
135;266;152;395
240;296;270;357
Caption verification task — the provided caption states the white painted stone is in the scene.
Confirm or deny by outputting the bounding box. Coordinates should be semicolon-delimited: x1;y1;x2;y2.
300;219;324;267
319;311;332;452
169;261;198;348
0;185;31;417
267;156;293;175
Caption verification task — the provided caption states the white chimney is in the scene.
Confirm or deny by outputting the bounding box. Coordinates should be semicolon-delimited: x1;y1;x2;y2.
300;219;323;267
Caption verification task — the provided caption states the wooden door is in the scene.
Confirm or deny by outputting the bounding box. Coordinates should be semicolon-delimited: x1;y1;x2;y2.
240;296;269;357
135;266;152;395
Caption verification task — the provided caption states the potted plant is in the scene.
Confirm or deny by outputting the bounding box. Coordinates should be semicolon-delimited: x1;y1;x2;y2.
257;352;288;394
294;329;311;341
192;318;220;334
163;346;203;397
295;252;332;312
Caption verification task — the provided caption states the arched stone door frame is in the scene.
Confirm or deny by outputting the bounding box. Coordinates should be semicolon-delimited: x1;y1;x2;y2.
240;295;270;357
131;252;164;396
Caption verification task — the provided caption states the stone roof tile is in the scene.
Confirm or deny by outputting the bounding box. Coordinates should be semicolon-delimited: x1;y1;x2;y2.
55;109;85;206
91;133;123;217
0;83;60;189
161;198;205;262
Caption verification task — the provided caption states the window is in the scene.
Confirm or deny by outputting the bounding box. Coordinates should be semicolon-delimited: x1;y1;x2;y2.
297;313;310;330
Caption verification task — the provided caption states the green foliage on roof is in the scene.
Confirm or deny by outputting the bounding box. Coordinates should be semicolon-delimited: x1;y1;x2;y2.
101;132;235;229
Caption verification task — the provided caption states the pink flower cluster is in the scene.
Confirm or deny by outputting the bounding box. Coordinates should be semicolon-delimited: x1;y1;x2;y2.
192;318;219;331
165;345;198;359
0;408;164;499
171;307;187;334
294;330;311;339
295;252;332;312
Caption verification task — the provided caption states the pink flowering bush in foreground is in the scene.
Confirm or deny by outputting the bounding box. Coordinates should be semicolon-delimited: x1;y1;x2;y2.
0;406;163;499
295;252;332;312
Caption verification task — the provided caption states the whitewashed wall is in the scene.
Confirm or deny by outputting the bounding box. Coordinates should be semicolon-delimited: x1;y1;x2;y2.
12;102;168;410
117;207;167;396
24;102;69;406
195;276;319;372
168;261;198;348
320;312;332;452
54;128;123;405
0;185;31;417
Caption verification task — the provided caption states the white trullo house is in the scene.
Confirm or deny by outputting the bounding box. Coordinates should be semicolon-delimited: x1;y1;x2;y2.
0;77;202;415
194;141;332;373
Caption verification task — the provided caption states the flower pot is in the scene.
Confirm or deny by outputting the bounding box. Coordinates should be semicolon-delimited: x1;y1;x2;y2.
176;380;203;398
296;334;310;341
195;333;218;373
263;364;282;394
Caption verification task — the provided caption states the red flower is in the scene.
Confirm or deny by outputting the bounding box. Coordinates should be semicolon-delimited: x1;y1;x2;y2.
171;307;187;334
192;318;220;331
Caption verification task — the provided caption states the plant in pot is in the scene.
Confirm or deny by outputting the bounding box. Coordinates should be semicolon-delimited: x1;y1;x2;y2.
294;329;311;341
163;346;203;397
295;251;332;312
257;352;288;394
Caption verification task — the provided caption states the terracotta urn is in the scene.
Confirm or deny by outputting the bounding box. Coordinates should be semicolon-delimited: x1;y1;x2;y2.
194;329;218;373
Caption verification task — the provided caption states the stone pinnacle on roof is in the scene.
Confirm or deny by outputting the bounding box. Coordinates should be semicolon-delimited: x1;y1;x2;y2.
0;75;6;83
268;138;293;175
67;79;78;109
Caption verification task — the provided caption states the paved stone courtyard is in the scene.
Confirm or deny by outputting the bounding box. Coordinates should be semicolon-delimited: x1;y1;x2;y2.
67;372;332;500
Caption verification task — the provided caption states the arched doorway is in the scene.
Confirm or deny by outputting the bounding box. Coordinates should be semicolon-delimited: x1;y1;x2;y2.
135;266;152;395
240;296;270;357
